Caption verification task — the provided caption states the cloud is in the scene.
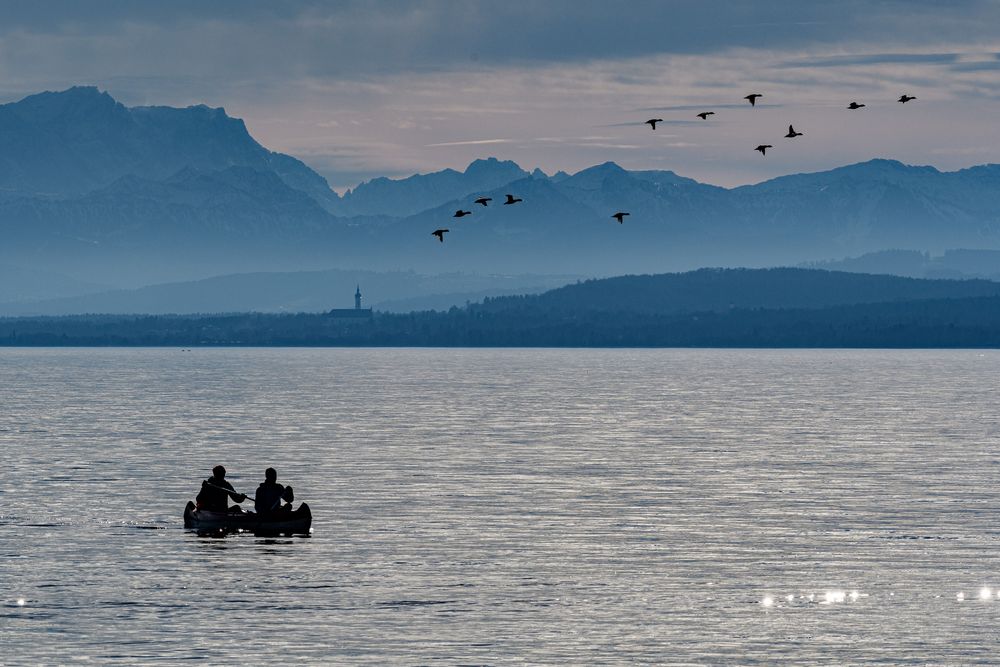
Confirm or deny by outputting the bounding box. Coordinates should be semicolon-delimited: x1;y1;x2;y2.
240;43;1000;189
3;2;1000;190
2;1;1000;88
949;59;1000;73
929;146;994;156
778;52;962;68
636;104;784;112
601;121;702;129
426;139;512;147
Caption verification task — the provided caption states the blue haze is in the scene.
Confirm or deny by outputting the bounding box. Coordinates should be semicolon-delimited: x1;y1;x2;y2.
4;88;1000;315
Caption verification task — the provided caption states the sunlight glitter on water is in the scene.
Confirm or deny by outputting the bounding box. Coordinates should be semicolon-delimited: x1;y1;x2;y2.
7;348;1000;664
822;591;846;604
760;589;870;608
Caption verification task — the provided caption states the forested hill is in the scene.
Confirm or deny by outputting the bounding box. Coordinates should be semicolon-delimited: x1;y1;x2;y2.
475;268;1000;315
4;269;1000;347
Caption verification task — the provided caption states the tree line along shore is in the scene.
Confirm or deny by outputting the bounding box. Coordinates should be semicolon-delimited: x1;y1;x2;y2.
5;269;1000;348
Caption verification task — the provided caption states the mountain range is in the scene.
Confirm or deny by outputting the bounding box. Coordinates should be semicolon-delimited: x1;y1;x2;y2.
3;86;1000;314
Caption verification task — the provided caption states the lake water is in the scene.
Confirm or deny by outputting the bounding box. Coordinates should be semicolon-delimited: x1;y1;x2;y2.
3;348;1000;664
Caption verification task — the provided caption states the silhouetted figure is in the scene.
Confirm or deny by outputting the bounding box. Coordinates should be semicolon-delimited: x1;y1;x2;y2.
755;144;773;156
196;465;246;512
785;125;803;138
503;194;522;205
745;93;763;106
454;209;472;217
696;111;715;120
898;94;916;103
847;102;865;109
255;467;294;515
474;197;492;206
432;229;449;242
645;118;664;130
612;211;630;224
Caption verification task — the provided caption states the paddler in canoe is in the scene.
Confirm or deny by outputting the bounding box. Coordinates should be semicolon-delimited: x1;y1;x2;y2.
195;465;248;513
186;465;311;534
254;467;294;515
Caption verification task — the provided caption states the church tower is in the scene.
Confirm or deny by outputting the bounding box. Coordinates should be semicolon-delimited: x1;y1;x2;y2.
329;285;372;320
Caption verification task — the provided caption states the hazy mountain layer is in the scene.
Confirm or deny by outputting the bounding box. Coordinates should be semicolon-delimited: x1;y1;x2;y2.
5;269;1000;347
0;269;580;316
0;263;109;303
4;87;1000;302
805;249;1000;281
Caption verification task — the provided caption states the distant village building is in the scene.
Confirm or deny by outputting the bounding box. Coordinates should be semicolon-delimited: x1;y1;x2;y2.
329;284;373;319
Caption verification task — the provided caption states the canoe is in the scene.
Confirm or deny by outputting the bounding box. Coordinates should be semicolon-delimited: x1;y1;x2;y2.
183;501;312;535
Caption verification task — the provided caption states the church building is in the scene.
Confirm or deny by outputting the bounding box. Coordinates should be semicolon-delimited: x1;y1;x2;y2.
329;285;374;319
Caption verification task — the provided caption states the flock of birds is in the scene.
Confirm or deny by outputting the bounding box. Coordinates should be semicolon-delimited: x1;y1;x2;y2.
432;193;523;242
431;92;918;243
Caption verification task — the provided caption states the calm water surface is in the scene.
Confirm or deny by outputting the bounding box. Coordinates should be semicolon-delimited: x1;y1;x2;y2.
3;348;1000;664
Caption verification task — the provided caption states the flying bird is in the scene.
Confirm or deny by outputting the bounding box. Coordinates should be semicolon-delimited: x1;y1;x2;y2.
454;209;472;217
503;194;522;205
898;94;916;103
474;197;492;206
847;102;865;109
645;118;664;130
432;229;448;242
744;93;763;106
611;211;630;224
755;144;773;156
785;125;803;138
696;111;715;120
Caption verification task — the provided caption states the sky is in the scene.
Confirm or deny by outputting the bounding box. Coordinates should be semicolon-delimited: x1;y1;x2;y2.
1;0;1000;191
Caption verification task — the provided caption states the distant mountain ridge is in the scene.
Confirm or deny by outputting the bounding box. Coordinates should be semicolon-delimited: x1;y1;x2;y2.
4;86;1000;306
338;157;532;217
0;86;339;209
804;249;1000;281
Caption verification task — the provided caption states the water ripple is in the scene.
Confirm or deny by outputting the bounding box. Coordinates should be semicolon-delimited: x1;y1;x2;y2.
3;348;1000;664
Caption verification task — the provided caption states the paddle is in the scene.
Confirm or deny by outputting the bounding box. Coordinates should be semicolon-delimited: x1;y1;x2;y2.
203;481;255;502
203;481;292;511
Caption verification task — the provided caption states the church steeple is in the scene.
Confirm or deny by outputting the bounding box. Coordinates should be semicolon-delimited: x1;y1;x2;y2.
329;284;372;320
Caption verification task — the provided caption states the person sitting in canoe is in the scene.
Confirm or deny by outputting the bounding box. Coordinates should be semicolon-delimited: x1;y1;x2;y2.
195;465;247;513
255;467;294;515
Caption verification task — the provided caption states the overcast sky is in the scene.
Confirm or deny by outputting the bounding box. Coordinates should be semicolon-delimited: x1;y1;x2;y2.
2;1;1000;190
